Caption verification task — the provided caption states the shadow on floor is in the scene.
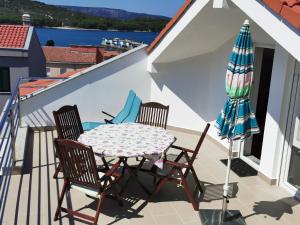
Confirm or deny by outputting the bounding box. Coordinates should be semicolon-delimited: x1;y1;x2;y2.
6;129;241;225
220;158;258;177
243;196;300;220
200;182;239;202
8;129;63;225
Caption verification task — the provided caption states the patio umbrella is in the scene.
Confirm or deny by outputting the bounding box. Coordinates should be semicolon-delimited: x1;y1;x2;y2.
215;19;260;223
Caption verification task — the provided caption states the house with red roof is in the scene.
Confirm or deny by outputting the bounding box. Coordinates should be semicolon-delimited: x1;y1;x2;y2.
8;0;300;202
43;45;105;76
0;23;46;110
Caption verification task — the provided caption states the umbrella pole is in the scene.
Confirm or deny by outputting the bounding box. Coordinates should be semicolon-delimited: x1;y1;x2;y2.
221;138;233;223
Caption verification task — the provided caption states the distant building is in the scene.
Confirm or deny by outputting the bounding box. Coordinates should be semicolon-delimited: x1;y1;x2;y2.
103;50;120;60
0;24;46;110
43;45;106;76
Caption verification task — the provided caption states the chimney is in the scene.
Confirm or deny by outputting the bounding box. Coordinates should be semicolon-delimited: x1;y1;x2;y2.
22;13;31;26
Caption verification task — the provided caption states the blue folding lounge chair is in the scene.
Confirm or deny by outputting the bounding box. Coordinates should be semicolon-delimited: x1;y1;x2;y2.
82;90;136;131
123;96;141;123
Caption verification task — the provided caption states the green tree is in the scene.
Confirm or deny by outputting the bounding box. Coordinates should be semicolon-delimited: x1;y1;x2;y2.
45;39;55;46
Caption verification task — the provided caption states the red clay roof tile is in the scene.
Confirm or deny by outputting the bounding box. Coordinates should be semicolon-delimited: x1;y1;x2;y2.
43;46;104;64
281;4;300;29
262;0;285;13
262;0;300;30
0;25;29;48
19;69;85;97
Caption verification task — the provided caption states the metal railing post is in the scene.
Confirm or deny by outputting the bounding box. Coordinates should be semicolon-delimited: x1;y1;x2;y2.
9;109;15;163
17;88;21;127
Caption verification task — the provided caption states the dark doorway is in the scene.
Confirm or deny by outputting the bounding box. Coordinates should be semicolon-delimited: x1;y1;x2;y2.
250;48;275;159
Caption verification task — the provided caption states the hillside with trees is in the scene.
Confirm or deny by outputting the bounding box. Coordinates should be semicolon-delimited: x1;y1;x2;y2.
0;0;169;32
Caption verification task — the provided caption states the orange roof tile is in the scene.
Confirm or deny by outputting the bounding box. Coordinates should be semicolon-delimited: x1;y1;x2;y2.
262;0;300;29
281;3;300;29
147;0;194;54
19;69;85;97
43;46;104;64
103;50;120;59
54;68;85;78
0;25;29;49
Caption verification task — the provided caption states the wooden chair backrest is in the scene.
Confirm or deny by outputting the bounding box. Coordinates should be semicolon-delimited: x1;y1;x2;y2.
137;102;169;129
55;139;100;189
53;105;84;140
190;123;210;164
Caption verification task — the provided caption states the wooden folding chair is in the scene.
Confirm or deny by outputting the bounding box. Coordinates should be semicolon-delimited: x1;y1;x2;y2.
52;105;84;178
137;102;169;129
150;123;210;210
134;102;169;162
54;139;123;225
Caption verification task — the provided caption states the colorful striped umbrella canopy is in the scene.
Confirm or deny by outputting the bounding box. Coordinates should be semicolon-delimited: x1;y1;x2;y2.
215;20;260;223
216;20;259;140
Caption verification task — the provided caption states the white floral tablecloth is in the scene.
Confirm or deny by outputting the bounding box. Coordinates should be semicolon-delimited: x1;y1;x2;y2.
78;123;175;168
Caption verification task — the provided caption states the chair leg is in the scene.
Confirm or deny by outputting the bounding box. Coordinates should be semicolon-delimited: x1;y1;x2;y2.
93;194;105;225
101;157;110;171
179;170;198;211
150;168;176;199
190;167;203;193
150;165;158;184
109;178;123;206
53;163;61;179
121;158;128;176
54;181;67;221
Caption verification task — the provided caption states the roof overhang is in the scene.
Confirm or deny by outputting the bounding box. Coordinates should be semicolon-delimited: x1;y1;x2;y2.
0;48;28;57
148;0;300;71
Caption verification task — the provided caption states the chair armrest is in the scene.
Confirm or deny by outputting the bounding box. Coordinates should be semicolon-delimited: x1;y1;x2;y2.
171;145;194;153
104;160;121;178
165;160;189;168
104;119;114;124
102;111;115;118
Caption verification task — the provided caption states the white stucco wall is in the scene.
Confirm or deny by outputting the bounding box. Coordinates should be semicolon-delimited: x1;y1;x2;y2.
150;38;248;147
20;46;151;127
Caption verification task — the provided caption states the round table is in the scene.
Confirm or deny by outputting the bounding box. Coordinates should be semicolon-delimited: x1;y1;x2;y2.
78;123;175;167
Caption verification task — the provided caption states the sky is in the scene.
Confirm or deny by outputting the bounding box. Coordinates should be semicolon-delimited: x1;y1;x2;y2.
38;0;186;17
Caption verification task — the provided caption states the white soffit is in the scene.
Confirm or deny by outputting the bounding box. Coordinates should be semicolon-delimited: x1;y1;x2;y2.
148;0;210;66
213;0;228;8
150;3;251;64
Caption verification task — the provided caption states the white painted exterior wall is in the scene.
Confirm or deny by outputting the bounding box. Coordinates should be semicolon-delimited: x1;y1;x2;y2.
150;41;230;147
20;46;151;127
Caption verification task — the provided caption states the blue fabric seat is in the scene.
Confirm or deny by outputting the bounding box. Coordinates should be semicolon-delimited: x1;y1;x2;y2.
82;90;141;131
110;90;136;124
123;96;141;123
82;121;105;132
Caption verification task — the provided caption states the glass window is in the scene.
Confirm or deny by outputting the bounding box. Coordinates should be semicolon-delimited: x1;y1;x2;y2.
46;67;51;76
0;67;10;93
60;68;67;74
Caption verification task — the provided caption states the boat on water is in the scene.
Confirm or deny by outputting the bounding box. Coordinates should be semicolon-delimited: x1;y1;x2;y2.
101;38;143;50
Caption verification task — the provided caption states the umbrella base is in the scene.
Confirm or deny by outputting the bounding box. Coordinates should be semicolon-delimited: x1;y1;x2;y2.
199;209;246;225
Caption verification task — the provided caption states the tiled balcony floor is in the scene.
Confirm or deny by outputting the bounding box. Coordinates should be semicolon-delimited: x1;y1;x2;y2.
3;128;300;225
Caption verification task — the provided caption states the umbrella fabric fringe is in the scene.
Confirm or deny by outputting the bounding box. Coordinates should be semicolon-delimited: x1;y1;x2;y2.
216;98;259;140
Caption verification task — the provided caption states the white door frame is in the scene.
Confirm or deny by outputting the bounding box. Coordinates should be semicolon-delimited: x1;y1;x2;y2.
280;61;300;198
239;45;274;169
